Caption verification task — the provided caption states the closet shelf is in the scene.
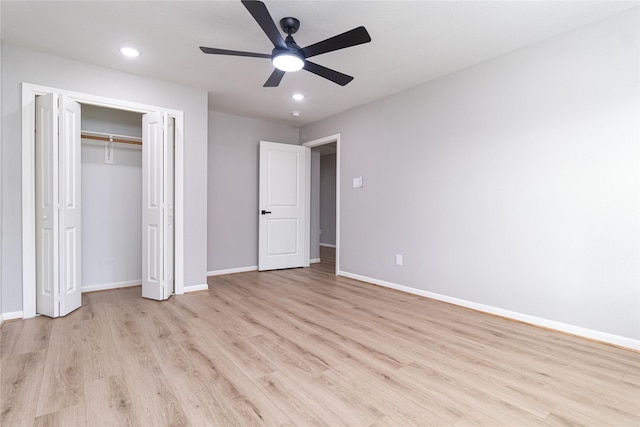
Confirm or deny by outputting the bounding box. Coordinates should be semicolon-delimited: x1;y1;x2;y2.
81;131;142;146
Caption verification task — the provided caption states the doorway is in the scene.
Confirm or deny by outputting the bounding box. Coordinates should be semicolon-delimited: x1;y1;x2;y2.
80;104;144;293
22;83;185;318
304;134;340;275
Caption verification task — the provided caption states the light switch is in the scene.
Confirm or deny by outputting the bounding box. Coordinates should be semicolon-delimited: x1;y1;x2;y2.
352;176;363;188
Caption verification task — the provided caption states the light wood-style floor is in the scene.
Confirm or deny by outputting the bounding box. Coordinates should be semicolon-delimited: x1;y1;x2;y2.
2;247;639;426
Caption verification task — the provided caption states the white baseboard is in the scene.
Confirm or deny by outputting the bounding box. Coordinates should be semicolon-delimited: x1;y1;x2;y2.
82;280;140;293
184;284;208;293
310;258;321;264
338;271;640;351
319;243;336;248
0;311;25;325
208;265;258;276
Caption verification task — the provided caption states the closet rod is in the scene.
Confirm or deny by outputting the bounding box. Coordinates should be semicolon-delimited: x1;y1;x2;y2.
81;132;142;146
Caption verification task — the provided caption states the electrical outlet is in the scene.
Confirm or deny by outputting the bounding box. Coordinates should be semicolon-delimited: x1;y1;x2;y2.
396;254;403;266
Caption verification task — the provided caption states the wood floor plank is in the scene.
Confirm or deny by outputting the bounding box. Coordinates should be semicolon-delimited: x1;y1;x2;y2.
180;337;294;426
7;316;52;355
452;408;551;427
257;371;345;427
308;370;386;425
33;399;88;427
320;361;457;426
84;376;139;426
546;399;640;426
35;312;85;417
104;299;190;426
248;333;329;378
2;248;639;426
134;306;197;379
33;413;58;427
168;368;240;427
0;320;26;358
80;294;123;382
399;361;555;425
623;372;640;386
189;316;277;379
1;352;46;426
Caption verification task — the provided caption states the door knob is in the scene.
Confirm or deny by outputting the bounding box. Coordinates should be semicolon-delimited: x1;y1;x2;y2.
261;210;272;215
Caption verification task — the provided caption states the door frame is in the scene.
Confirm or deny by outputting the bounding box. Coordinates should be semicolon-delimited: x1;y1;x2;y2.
21;82;185;318
258;141;310;271
303;134;340;275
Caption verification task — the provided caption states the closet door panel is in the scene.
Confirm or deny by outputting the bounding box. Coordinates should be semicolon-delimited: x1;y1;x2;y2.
142;112;165;300
164;116;175;297
35;93;59;317
59;96;82;316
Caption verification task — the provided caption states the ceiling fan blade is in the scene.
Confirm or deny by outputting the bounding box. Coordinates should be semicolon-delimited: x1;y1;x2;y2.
301;26;371;59
264;69;286;87
199;46;271;58
241;0;287;50
303;60;354;86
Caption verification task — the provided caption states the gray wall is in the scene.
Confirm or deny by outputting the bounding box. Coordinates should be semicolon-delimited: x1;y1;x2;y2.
1;44;209;313
320;153;337;246
207;111;299;272
310;150;320;260
82;104;142;137
300;10;639;341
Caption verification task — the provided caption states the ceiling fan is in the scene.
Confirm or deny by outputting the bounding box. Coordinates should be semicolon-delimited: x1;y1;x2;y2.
199;0;371;87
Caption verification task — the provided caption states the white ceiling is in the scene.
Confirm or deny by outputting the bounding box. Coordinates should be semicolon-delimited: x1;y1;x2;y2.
2;1;637;126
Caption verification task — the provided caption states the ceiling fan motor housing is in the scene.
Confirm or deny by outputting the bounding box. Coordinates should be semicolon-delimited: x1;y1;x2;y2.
280;17;300;35
273;18;303;64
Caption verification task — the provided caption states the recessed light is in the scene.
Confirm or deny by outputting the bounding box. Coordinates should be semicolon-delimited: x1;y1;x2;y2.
120;47;140;58
292;93;304;101
291;111;301;117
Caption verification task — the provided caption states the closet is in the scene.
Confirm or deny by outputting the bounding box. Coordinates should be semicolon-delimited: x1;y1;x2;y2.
34;92;175;318
81;105;143;293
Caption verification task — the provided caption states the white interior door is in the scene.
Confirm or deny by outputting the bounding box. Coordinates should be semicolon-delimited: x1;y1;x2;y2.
36;93;58;317
259;141;310;271
35;94;82;317
58;96;82;316
164;116;175;297
142;111;173;300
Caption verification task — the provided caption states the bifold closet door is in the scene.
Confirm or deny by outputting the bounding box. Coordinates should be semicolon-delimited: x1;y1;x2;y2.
35;93;82;317
142;111;174;300
164;116;175;297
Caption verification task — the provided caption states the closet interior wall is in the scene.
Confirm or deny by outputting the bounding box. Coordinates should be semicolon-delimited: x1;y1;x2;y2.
81;104;143;291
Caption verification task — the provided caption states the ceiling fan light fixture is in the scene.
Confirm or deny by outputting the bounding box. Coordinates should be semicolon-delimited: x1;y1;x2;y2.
272;52;303;72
